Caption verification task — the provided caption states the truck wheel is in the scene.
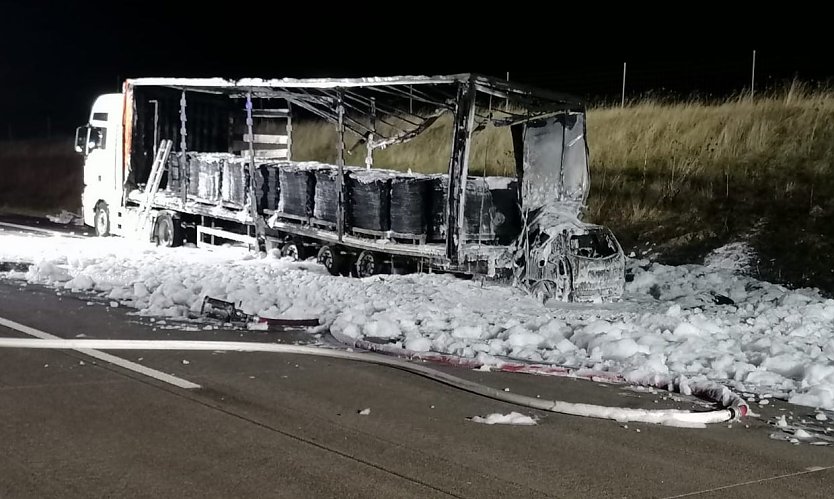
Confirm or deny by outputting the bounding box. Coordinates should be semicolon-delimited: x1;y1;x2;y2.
154;212;182;247
94;203;110;237
354;250;381;278
281;241;309;261
317;245;346;276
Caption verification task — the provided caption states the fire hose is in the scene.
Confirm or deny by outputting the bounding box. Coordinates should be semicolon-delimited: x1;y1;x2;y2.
0;336;746;426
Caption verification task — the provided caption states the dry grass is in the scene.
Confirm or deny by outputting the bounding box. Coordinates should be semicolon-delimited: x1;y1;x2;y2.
587;82;834;221
586;82;834;290
0;139;82;214
292;112;517;176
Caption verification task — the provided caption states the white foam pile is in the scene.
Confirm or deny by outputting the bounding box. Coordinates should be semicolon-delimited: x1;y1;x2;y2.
2;233;834;411
470;412;538;425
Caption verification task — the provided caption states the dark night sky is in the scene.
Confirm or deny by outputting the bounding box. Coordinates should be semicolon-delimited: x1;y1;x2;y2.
2;2;832;140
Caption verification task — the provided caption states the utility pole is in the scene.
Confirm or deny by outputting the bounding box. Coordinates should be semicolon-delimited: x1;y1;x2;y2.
751;50;757;98
621;62;627;107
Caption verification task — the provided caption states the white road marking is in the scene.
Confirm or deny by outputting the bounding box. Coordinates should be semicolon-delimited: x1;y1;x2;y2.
0;221;82;238
0;316;200;389
662;464;834;498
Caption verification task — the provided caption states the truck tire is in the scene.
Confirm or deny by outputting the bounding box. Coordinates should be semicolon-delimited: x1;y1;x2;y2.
281;240;311;261
94;203;110;237
354;250;382;278
154;212;182;247
317;245;347;276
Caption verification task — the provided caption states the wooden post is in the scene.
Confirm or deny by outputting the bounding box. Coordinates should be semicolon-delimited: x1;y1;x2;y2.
445;78;477;264
336;89;346;242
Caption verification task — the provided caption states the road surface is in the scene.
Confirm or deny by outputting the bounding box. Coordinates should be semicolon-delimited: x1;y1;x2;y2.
0;216;832;497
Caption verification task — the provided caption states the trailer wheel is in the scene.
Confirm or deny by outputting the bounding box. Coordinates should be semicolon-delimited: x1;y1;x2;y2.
317;245;346;276
354;250;382;278
94;203;110;237
154;212;182;247
281;241;310;261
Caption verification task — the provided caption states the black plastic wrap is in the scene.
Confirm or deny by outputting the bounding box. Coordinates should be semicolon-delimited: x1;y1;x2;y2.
312;167;342;223
390;175;430;235
278;163;315;218
199;160;222;202
348;170;391;232
486;177;521;245
257;164;280;212
187;154;200;197
428;176;495;242
222;159;248;206
166;153;182;193
185;153;234;203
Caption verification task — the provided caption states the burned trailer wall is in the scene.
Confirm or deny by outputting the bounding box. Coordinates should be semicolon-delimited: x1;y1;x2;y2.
519;112;590;216
227;97;292;160
128;86;231;190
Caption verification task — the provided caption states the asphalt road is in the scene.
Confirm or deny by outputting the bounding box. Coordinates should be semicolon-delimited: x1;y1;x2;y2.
1;219;833;497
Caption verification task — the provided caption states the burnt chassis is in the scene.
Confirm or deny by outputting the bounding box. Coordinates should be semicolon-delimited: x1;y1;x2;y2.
123;74;625;302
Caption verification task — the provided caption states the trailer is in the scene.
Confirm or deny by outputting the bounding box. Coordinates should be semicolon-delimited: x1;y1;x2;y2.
74;74;625;303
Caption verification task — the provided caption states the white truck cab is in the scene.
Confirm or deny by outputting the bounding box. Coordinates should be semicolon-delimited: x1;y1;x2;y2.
74;93;124;234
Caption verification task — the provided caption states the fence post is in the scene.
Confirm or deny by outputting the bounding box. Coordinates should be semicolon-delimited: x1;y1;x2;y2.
621;62;627;107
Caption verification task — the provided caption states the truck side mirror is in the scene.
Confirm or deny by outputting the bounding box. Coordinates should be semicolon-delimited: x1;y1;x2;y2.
74;125;90;154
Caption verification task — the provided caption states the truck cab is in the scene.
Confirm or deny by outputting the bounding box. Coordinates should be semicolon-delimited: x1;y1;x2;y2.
75;93;124;234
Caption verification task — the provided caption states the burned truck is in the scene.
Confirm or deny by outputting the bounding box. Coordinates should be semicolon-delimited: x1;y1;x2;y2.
74;74;625;302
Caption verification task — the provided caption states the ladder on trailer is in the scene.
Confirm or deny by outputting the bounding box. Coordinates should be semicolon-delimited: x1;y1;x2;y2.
136;139;173;234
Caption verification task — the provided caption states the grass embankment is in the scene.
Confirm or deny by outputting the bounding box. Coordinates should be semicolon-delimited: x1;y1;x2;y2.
0;139;82;215
293;83;834;290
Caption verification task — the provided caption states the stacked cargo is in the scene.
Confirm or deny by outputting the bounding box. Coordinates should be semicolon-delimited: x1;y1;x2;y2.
277;163;315;218
178;155;520;245
428;176;496;242
348;170;392;232
187;155;201;197
182;153;236;203
389;174;431;237
312;167;342;224
221;159;249;206
257;164;280;212
166;153;182;193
